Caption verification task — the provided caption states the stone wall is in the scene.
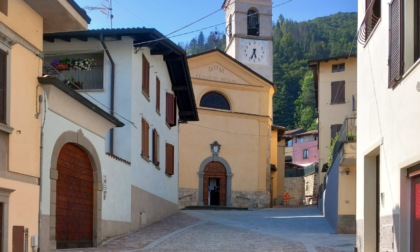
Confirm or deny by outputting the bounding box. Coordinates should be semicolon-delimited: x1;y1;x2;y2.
304;173;318;205
337;215;355;234
284;177;305;205
178;188;270;208
231;191;270;208
356;215;400;252
178;188;199;209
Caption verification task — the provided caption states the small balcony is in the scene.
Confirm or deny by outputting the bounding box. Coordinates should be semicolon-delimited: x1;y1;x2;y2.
357;0;380;45
332;117;357;166
43;53;104;91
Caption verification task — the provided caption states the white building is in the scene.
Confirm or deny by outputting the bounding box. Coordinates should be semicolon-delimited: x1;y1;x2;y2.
357;0;420;251
37;76;123;250
41;28;198;249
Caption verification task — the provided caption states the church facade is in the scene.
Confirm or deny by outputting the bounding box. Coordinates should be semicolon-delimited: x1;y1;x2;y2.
179;0;282;208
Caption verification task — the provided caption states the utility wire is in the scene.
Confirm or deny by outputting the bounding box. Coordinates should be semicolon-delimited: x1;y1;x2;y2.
132;0;295;47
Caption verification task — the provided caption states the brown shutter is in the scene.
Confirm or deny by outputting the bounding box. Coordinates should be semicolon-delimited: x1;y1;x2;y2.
166;92;176;127
142;55;150;97
141;118;149;159
389;0;403;88
0;203;3;252
156;77;160;112
0;50;6;124
165;143;174;175
152;129;159;165
12;226;24;252
331;81;345;104
338;81;345;103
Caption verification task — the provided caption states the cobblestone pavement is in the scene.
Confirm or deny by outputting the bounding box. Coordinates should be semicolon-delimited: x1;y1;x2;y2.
56;206;355;252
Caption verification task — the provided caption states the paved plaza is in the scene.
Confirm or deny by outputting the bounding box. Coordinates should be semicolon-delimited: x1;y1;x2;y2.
56;206;356;252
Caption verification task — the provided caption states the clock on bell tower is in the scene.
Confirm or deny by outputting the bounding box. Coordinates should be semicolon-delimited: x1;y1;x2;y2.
223;0;273;81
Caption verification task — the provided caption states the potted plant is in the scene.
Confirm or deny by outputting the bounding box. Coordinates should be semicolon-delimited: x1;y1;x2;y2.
71;58;95;70
51;58;71;71
65;77;83;89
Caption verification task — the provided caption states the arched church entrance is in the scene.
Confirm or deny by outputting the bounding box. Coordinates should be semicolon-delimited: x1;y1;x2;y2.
56;143;93;249
203;161;227;206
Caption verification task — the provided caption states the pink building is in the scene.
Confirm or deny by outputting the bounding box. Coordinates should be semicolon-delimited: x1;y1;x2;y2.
284;129;319;166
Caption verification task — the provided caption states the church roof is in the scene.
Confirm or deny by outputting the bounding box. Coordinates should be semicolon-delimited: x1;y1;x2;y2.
188;49;274;89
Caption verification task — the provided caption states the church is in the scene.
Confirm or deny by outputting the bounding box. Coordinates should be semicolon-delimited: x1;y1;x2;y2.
179;0;284;208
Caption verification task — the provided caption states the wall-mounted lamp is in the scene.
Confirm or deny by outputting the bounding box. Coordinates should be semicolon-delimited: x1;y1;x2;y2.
341;167;350;175
210;141;221;156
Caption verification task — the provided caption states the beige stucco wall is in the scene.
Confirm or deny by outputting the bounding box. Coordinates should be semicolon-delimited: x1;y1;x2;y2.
179;51;274;207
0;0;43;50
337;164;356;214
0;1;89;251
0;178;39;252
8;44;42;177
0;5;44;250
180;109;269;192
317;57;357;179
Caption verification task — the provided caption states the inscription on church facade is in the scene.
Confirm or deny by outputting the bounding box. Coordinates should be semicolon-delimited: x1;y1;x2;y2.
194;64;240;84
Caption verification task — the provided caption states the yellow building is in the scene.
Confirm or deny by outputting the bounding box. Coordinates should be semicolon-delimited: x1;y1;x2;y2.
308;55;357;233
0;0;89;251
179;49;276;208
179;0;283;208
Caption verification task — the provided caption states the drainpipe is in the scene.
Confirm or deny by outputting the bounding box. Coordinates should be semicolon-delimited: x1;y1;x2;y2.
100;34;116;154
37;86;45;252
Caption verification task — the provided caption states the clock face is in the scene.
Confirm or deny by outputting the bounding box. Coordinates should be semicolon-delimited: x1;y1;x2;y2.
241;39;268;65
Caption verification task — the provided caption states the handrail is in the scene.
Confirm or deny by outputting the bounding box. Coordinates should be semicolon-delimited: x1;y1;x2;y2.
332;117;357;162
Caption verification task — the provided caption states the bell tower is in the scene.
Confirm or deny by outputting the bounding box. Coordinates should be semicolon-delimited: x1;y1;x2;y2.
223;0;273;81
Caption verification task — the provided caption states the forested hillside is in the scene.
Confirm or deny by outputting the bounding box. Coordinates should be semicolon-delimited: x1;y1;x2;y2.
178;12;357;130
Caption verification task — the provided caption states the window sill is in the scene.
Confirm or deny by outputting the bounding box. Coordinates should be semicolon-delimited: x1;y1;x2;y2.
142;91;150;101
330;102;346;105
141;154;150;162
400;57;420;85
0;123;13;134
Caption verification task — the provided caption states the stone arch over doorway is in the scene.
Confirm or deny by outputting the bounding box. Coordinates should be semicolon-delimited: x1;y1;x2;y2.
198;156;232;206
49;130;102;249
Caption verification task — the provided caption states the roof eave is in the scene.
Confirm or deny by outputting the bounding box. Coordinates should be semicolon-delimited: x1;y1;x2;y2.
37;76;124;127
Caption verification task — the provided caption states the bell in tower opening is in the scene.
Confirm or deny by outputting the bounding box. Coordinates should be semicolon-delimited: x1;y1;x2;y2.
247;9;259;36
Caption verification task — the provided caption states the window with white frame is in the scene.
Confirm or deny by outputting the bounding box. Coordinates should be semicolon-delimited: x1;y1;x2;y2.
303;149;309;159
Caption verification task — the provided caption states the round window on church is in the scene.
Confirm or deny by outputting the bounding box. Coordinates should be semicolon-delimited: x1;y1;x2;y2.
200;92;231;110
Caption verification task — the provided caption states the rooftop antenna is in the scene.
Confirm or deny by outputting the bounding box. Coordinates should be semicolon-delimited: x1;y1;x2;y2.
85;0;114;28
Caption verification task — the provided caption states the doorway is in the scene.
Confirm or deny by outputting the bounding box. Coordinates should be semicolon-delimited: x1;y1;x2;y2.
203;162;227;206
56;143;93;249
411;174;420;251
208;178;220;205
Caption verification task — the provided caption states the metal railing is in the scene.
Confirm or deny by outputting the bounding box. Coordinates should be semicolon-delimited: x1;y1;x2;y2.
357;0;380;45
44;66;104;90
331;117;357;163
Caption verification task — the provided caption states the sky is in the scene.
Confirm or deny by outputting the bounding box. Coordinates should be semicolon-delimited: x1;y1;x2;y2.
74;0;357;45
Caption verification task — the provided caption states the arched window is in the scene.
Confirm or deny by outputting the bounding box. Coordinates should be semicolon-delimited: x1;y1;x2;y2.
200;92;230;110
247;8;259;36
227;14;233;39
